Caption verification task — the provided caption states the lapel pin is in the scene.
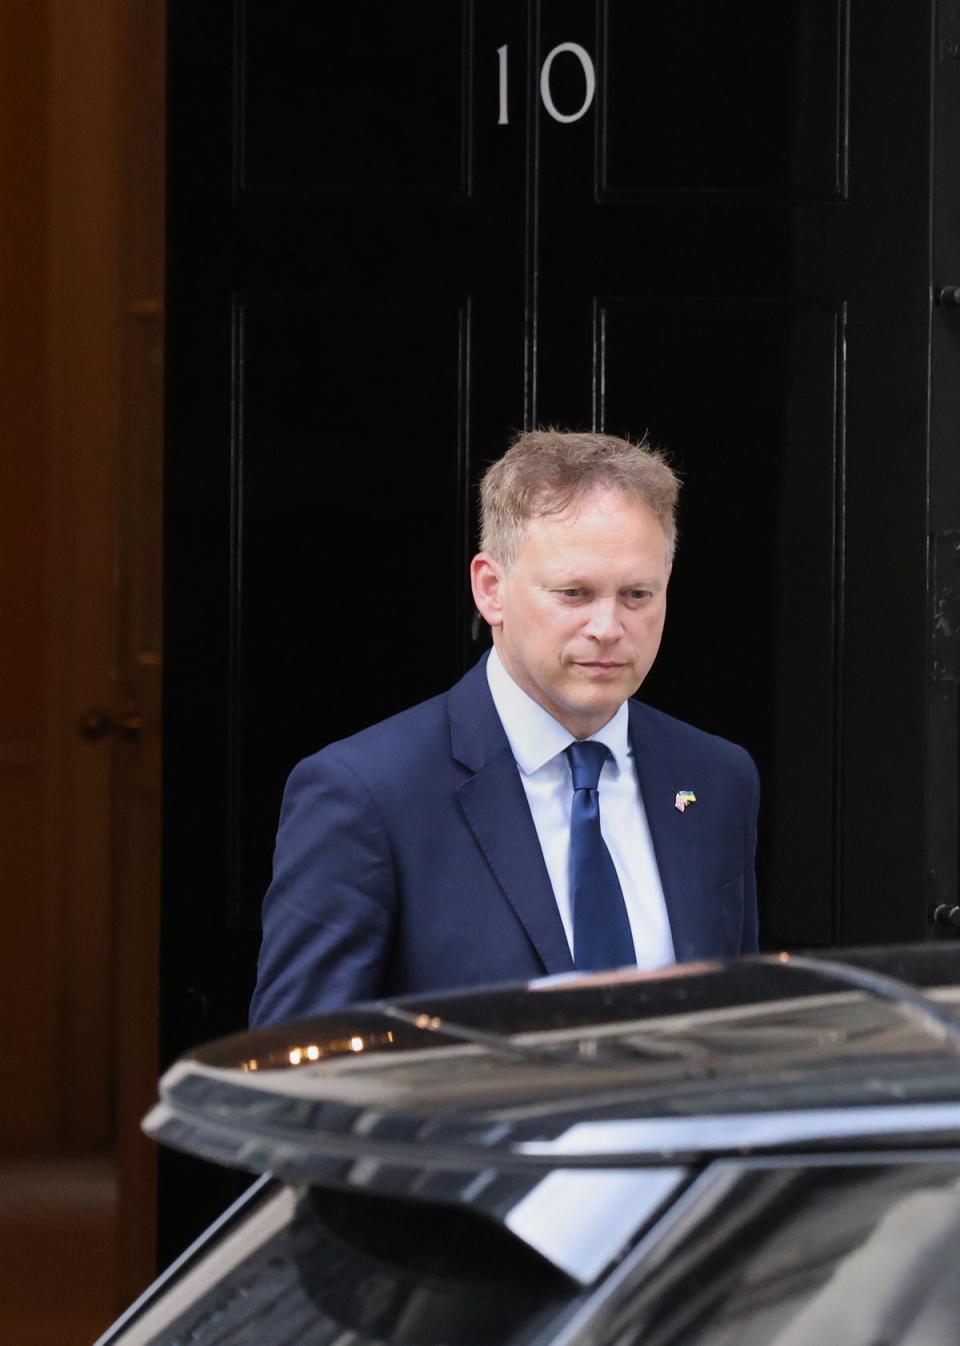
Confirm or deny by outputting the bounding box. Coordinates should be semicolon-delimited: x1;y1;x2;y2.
675;790;697;813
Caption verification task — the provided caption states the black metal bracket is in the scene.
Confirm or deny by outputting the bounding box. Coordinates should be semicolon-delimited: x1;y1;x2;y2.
932;532;960;683
929;903;960;933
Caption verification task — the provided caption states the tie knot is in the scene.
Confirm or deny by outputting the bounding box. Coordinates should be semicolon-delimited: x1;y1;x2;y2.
565;739;609;792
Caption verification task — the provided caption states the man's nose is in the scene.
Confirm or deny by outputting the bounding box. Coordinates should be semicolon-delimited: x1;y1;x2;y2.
584;600;623;641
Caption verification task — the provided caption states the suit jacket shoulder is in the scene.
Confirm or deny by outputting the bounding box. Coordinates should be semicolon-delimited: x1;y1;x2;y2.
298;656;505;799
306;688;452;786
629;698;758;782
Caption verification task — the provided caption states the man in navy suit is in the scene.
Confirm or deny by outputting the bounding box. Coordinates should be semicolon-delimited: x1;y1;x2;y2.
250;430;758;1026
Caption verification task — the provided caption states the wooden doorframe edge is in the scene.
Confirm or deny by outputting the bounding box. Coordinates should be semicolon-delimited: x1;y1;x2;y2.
43;0;125;1145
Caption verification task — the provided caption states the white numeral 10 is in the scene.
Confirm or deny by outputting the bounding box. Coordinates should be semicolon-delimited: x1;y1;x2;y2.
497;42;596;126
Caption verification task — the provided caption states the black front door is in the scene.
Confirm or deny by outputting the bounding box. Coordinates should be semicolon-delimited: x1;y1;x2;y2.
162;0;942;1259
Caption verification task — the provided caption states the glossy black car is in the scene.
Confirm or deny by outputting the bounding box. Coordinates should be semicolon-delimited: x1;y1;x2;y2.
99;946;960;1346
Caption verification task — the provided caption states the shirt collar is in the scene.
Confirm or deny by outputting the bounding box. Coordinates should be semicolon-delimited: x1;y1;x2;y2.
486;646;631;776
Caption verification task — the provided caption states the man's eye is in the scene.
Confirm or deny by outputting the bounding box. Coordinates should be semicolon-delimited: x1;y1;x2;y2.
560;588;584;598
628;590;652;602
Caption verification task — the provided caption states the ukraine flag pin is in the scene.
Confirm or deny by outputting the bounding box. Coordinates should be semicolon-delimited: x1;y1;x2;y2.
674;789;697;813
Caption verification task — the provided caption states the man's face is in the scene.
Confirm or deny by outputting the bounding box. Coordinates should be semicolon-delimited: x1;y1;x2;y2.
471;488;671;737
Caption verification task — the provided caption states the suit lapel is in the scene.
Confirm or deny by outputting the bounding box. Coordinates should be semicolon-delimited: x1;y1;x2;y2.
448;658;574;976
629;701;705;963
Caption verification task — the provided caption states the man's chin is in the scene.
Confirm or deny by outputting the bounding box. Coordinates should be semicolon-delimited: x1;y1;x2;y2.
556;687;629;733
568;667;640;699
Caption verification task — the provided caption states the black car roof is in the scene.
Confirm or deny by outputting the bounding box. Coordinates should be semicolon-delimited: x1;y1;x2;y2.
145;946;960;1184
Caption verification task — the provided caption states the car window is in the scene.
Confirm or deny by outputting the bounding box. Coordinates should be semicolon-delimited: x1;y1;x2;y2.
106;1181;581;1346
569;1155;960;1346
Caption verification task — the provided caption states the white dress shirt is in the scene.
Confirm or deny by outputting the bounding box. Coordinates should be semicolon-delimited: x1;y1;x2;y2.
486;647;675;970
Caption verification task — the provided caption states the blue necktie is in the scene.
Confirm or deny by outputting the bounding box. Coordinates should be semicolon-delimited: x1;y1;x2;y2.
565;740;636;972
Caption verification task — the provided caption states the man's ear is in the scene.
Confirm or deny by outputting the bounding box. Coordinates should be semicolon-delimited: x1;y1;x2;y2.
470;553;505;628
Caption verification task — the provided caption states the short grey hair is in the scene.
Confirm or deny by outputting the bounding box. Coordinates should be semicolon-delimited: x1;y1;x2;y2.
479;428;680;569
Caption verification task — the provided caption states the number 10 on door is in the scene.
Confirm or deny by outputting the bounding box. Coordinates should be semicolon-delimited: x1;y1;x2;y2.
497;43;597;125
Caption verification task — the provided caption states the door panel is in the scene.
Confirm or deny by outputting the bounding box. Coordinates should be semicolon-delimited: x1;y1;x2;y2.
600;0;792;194
239;1;470;197
236;294;470;927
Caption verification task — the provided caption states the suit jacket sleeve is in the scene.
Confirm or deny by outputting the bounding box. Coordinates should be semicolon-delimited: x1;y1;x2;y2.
249;750;396;1026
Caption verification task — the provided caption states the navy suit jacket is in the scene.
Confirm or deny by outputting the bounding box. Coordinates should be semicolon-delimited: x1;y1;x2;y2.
249;655;759;1027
